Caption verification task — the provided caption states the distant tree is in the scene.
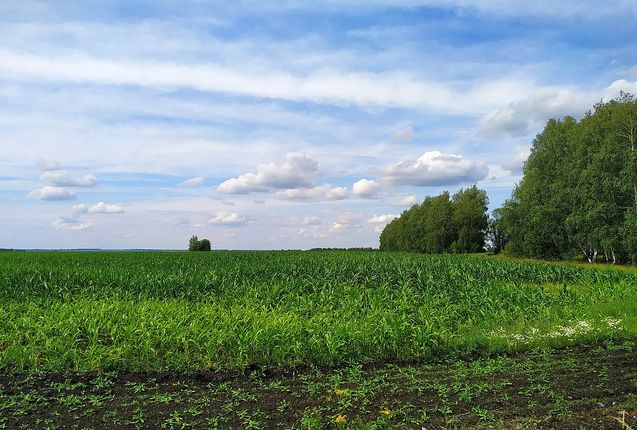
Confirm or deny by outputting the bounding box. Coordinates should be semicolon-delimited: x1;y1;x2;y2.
189;235;199;251
197;239;211;251
188;235;211;251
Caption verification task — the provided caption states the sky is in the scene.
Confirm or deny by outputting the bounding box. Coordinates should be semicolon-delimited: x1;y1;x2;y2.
2;1;637;250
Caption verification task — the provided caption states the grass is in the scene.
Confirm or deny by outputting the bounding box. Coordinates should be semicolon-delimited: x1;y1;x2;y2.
1;250;636;372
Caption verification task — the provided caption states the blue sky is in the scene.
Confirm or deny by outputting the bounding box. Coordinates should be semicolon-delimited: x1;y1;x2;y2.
1;0;637;249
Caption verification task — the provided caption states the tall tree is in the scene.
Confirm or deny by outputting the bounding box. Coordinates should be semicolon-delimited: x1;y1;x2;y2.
499;93;637;263
451;186;489;253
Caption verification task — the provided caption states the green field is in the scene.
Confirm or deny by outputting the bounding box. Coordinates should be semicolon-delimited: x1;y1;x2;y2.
1;251;636;373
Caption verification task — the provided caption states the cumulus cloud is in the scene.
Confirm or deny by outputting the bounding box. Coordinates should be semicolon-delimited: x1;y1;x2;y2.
398;194;418;206
88;202;125;214
478;88;590;138
71;204;88;217
606;79;637;97
209;212;247;226
352;179;381;198
27;186;76;201
382;151;488;186
40;170;97;187
176;176;206;187
218;153;319;194
501;148;531;174
368;213;399;232
368;214;398;224
51;204;92;231
274;184;347;202
325;186;348;200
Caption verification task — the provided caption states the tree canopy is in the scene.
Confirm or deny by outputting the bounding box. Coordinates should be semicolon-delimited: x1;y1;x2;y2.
380;185;488;253
188;236;211;252
499;93;637;264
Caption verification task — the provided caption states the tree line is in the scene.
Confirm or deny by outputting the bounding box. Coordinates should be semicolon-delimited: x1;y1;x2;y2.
379;93;637;264
498;93;637;264
379;185;489;253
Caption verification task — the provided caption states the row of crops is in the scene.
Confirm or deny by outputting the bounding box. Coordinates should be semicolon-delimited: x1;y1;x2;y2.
0;251;636;372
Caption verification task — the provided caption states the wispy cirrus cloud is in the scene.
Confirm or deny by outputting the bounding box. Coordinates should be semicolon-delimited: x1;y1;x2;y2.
176;177;206;188
0;50;536;114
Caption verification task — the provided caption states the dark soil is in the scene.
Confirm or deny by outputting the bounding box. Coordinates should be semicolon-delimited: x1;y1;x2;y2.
1;340;636;429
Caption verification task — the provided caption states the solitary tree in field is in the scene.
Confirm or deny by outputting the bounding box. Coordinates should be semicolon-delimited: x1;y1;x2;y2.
188;236;211;251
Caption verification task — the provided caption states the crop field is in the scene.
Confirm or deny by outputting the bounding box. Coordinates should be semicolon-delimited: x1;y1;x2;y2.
1;251;637;428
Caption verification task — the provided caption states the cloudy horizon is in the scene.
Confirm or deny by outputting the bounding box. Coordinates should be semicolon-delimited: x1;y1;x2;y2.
1;1;636;249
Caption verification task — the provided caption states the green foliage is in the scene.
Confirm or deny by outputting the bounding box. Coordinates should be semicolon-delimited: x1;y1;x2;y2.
379;186;488;253
500;93;637;263
188;235;211;252
486;208;506;254
0;251;635;372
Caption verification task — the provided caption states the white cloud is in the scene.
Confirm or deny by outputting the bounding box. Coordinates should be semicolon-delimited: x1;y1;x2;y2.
209;212;247;226
176;176;206;187
352;179;381;199
478;88;591;138
606;79;637;97
301;216;322;225
52;218;94;231
27;186;76;201
218;153;319;194
253;199;266;204
326;186;348;200
501;148;531;174
368;214;398;224
274;184;348;202
382;151;488;186
40;170;97;187
398;194;418;206
88;202;125;214
368;213;399;233
0;50;535;114
51;204;93;231
328;211;365;234
71;204;88;217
